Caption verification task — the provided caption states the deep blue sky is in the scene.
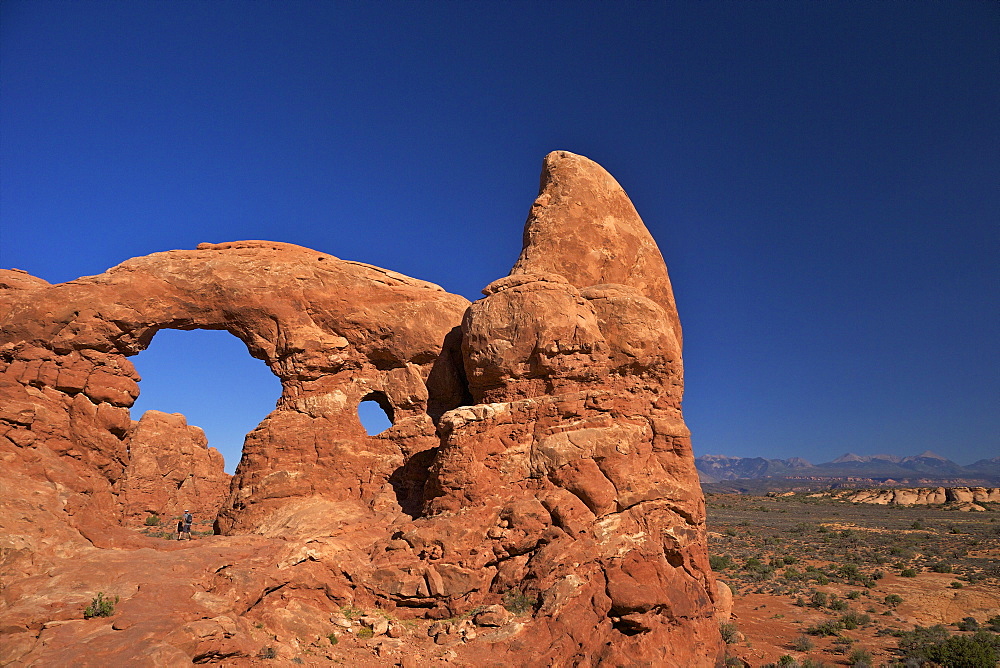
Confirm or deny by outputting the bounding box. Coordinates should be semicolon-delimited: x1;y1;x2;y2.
3;1;997;471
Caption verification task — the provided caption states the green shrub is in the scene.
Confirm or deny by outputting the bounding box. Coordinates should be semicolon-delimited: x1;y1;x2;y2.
791;633;814;651
502;589;536;615
144;514;160;526
884;593;903;607
710;554;733;570
806;619;841;636
356;627;374;639
719;621;739;644
900;567;918;578
326;633;338;645
829;597;849;611
838;564;860;580
798;660;827;668
83;592;119;619
847;647;873;668
930;560;952;573
897;625;1000;667
742;557;775;581
956;617;979;632
839;611;871;630
810;591;828;608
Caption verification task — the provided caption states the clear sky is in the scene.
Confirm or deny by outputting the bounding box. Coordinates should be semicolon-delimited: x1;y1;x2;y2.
2;1;997;471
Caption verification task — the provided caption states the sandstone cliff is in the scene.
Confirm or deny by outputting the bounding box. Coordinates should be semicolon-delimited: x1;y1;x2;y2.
0;152;724;666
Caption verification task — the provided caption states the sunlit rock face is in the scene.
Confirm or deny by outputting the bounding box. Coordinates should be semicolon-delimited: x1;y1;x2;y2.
0;152;723;666
119;409;230;523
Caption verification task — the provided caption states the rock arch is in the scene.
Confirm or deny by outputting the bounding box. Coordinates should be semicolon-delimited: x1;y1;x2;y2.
0;241;470;536
0;152;724;666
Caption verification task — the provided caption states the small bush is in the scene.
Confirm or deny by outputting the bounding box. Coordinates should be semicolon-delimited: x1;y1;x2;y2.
356;627;374;639
900;567;918;578
144;514;160;526
340;605;362;620
884;593;903;607
956;616;979;632
327;632;338;645
791;633;814;651
83;592;119;619
806;619;841;636
257;646;277;659
930;560;952;573
839;611;871;630
719;621;739;644
829;597;849;611
810;591;828;608
743;557;775;581
838;564;860;580
847;647;873;668
502;589;536;615
710;554;733;570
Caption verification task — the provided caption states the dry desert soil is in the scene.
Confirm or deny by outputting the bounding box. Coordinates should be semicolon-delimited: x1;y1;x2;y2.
705;492;1000;667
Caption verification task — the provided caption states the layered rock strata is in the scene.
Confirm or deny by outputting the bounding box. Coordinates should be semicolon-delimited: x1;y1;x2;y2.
0;151;723;666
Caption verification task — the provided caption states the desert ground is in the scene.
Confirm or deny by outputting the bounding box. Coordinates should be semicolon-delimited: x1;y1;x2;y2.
705;492;1000;667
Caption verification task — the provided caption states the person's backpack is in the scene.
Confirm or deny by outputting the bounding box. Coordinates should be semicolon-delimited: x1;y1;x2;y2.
183;512;193;525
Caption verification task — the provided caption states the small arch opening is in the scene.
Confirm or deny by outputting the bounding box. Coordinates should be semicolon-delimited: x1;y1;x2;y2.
358;391;394;435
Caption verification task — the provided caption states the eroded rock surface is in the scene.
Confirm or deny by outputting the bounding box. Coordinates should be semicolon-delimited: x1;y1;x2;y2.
119;410;230;523
0;152;723;666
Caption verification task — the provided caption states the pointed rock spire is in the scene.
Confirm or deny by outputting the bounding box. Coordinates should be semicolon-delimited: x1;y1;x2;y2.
511;150;681;343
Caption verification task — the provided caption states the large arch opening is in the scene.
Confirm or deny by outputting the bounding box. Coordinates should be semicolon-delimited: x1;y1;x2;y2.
128;328;282;474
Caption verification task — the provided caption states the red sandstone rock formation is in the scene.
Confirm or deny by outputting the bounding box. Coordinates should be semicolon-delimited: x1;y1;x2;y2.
0;152;723;666
119;410;230;522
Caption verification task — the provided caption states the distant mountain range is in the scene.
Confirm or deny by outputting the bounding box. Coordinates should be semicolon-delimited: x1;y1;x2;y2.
696;451;1000;484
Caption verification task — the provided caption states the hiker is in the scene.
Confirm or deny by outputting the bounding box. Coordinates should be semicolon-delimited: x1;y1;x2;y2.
175;518;184;540
181;510;193;540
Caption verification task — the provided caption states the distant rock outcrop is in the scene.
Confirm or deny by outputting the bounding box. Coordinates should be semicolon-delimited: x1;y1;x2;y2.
811;486;1000;510
119;410;230;522
0;152;723;665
